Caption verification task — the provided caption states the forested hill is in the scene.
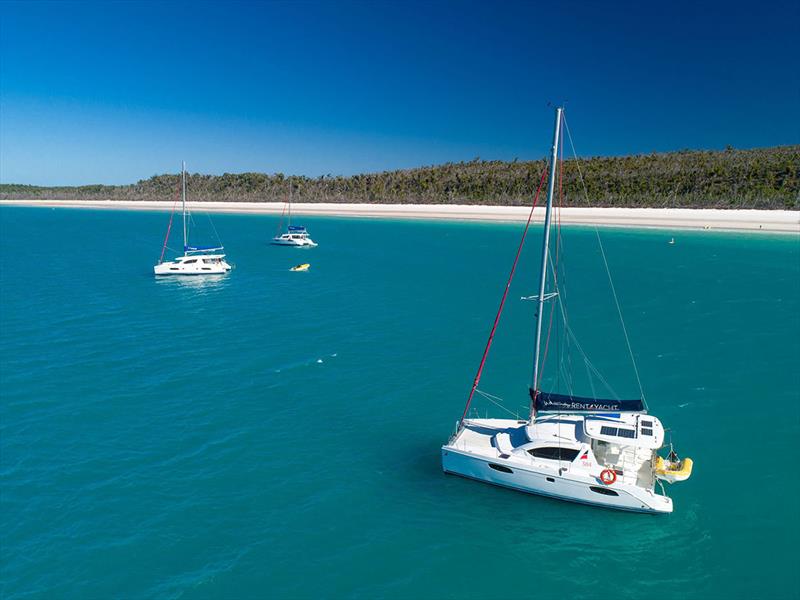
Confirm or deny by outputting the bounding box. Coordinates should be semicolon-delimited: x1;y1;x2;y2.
2;145;798;209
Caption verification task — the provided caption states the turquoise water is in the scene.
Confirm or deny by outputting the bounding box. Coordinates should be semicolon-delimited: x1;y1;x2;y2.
1;206;798;599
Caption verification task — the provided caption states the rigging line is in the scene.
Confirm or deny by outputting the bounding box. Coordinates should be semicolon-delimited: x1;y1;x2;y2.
206;211;223;247
547;261;620;400
275;201;288;237
563;114;648;408
475;389;523;419
564;320;620;399
546;252;620;399
187;208;197;247
159;181;181;263
475;388;506;402
459;165;549;428
585;358;598;399
287;181;293;226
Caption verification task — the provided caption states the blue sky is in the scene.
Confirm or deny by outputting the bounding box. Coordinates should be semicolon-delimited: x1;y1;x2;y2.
1;0;798;185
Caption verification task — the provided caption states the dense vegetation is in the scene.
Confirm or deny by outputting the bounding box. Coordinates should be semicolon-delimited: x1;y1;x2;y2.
2;145;798;209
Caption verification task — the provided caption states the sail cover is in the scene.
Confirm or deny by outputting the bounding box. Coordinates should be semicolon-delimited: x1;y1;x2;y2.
288;225;307;232
185;245;223;252
531;390;644;413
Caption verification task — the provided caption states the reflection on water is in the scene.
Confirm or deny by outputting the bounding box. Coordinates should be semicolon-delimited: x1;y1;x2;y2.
153;273;231;292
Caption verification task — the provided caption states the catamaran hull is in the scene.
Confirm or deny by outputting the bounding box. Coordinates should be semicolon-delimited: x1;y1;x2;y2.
153;265;231;276
270;239;317;247
441;447;672;514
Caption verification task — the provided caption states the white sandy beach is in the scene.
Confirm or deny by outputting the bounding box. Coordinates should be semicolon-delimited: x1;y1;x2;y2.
1;199;798;233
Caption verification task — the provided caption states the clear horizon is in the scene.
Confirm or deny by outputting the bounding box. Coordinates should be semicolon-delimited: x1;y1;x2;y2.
1;0;798;186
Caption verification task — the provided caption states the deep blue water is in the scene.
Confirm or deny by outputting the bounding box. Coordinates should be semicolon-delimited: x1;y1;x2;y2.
1;206;799;599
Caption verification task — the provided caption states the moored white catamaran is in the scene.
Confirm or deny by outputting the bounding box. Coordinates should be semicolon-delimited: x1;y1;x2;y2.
154;162;232;276
442;107;693;514
271;225;317;247
271;185;317;247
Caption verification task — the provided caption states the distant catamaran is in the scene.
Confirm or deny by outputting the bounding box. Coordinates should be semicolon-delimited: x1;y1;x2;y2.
271;184;317;247
154;162;232;276
441;107;692;513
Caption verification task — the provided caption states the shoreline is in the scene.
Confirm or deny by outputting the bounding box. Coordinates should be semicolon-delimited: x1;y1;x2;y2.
1;199;798;233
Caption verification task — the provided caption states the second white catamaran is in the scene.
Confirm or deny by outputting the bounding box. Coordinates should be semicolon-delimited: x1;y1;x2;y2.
442;107;692;514
271;185;318;247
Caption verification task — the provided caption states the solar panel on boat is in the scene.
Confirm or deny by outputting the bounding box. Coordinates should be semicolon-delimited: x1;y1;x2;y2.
600;425;637;439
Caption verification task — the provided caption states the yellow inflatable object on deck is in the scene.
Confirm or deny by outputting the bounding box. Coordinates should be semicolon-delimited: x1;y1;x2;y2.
290;263;310;272
655;456;694;483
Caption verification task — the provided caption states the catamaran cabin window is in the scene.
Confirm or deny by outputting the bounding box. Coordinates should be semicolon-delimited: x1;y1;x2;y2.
184;259;197;264
528;447;580;462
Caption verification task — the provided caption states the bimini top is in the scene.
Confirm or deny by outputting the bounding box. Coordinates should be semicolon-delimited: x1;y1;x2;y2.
532;390;645;414
288;226;308;233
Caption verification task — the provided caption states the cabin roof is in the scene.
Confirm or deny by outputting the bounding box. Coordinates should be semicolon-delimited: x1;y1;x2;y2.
526;413;664;450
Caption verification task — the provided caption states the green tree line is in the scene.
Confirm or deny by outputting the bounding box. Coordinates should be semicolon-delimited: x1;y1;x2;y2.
2;145;798;209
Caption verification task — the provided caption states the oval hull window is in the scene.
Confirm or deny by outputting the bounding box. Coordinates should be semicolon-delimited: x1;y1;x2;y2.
488;463;513;474
589;486;619;496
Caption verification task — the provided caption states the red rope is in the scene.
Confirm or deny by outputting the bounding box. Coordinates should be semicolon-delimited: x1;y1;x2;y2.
459;165;549;426
158;182;181;264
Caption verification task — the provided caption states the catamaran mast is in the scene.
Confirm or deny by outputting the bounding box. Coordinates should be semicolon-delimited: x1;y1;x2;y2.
531;107;563;415
288;182;292;228
181;161;188;253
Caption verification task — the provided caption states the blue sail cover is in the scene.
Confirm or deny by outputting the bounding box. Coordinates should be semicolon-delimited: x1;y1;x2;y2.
185;245;223;252
531;390;644;413
288;226;307;232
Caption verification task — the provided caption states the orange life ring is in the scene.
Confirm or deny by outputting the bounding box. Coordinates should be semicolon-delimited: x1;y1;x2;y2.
600;469;617;485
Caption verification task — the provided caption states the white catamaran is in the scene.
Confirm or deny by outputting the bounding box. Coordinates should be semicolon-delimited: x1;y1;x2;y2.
154;162;232;276
271;185;317;247
441;107;693;514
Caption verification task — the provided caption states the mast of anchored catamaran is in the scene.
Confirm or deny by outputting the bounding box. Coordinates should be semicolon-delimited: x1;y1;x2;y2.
530;107;563;417
181;161;188;253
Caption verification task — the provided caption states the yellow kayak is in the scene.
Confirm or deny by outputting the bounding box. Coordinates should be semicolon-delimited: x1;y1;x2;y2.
655;456;694;483
290;263;310;272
